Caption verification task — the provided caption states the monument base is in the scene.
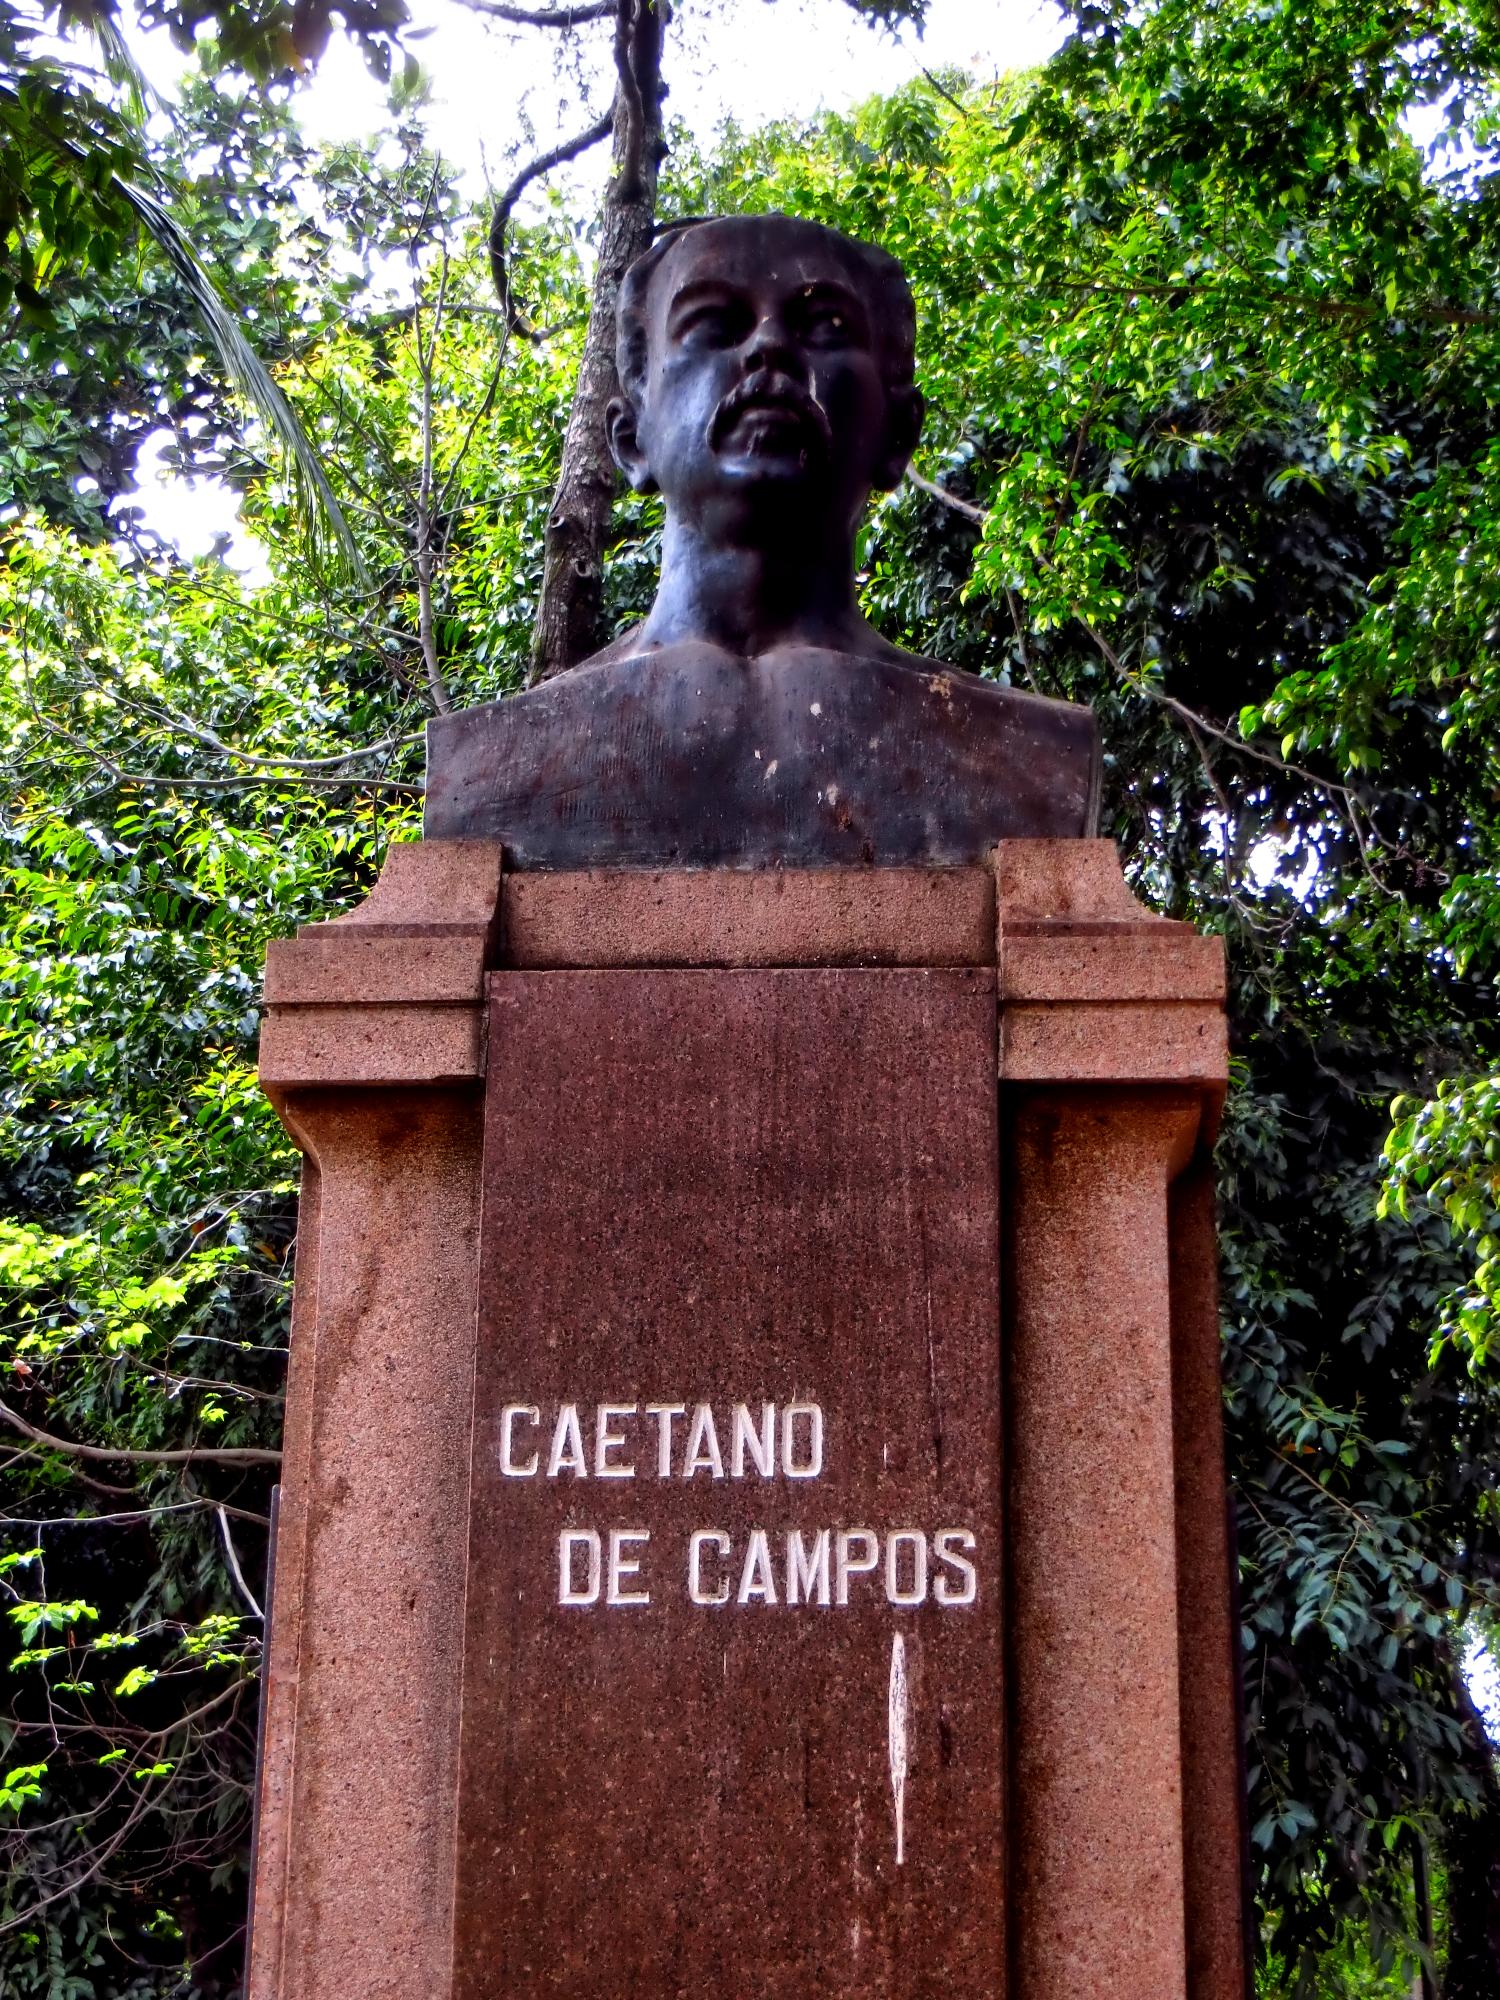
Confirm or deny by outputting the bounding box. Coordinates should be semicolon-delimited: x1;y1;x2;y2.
251;841;1247;2000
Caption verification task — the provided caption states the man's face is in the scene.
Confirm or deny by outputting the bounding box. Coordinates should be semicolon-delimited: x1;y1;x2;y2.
611;218;919;535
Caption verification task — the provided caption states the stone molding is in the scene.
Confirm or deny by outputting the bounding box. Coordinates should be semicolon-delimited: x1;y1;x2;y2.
258;842;501;1092
996;838;1228;1110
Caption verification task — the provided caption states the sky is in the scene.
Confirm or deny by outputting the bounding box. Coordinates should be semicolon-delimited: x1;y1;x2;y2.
261;0;1066;198
129;0;1069;559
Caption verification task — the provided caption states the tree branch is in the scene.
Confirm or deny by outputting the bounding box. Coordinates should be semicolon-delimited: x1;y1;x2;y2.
991;272;1493;326
528;0;665;678
907;465;1366;804
217;1507;263;1619
488;109;615;334
414;245;454;715
461;0;613;23
906;467;985;522
0;1401;282;1468
2;1498;270;1528
613;0;649;203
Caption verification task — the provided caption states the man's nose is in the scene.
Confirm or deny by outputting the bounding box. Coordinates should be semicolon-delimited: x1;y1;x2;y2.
742;311;803;378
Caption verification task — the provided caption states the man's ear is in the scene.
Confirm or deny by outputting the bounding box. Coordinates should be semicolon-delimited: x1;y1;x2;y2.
607;393;657;493
873;384;926;492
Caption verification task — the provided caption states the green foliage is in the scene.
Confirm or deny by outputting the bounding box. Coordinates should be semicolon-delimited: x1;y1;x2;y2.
1384;1077;1500;1372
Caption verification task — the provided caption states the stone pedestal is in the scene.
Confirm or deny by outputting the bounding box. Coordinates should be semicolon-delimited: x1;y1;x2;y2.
251;840;1247;2000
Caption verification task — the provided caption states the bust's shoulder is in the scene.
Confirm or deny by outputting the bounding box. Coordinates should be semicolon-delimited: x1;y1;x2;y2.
425;644;1099;867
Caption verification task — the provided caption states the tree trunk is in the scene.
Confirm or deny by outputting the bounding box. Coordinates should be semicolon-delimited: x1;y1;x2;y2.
529;0;665;682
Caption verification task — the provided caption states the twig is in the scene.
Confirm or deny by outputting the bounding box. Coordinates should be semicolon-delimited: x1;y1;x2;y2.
981;272;1492;326
3;1498;269;1528
0;1400;282;1467
123;1356;283;1405
1004;586;1039;692
906;468;985;522
906;472;1361;803
1079;612;1358;803
35;718;422;796
0;1774;158;1936
436;336;512;519
69;675;421;774
920;66;970;120
216;1508;263;1619
905;461;1402;888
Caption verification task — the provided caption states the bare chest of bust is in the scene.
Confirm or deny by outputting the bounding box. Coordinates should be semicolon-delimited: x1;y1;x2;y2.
424;644;1099;869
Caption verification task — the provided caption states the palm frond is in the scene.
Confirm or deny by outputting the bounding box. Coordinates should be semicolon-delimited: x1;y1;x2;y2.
81;11;158;128
117;176;369;585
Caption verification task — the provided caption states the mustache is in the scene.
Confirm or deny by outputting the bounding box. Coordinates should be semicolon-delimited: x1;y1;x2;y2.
709;374;834;450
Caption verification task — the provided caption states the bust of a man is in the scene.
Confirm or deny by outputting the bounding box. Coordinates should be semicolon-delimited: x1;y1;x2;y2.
425;213;1098;865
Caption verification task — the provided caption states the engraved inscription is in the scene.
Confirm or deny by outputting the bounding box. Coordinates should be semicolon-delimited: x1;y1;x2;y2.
497;1396;981;1610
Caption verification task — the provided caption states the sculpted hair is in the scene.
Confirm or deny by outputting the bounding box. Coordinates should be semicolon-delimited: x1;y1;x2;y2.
615;213;918;406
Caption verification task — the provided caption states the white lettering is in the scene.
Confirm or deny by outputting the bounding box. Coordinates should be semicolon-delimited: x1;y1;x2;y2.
683;1403;725;1479
786;1528;831;1607
731;1402;775;1478
934;1529;978;1606
781;1403;823;1479
644;1403;686;1478
558;1529;601;1605
836;1528;879;1605
885;1530;928;1607
737;1528;778;1605
689;1530;731;1605
606;1528;651;1605
499;1403;539;1477
594;1404;636;1478
547;1404;588;1478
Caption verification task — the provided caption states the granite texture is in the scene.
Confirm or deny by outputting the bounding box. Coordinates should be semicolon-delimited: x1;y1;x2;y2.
1006;1088;1201;2000
323;837;504;938
452;968;1006;2000
249;840;503;2000
502;864;993;968
994;837;1154;925
244;1154;320;2000
249;1090;483;2000
995;839;1229;1119
263;928;487;1006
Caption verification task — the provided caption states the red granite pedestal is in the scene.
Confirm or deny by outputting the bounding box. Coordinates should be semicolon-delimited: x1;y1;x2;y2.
251;840;1247;2000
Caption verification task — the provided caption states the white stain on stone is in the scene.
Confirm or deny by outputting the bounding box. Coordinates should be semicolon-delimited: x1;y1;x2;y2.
888;1633;908;1866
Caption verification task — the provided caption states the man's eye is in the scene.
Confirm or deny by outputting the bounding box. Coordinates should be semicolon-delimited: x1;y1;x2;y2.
803;305;855;343
677;308;739;344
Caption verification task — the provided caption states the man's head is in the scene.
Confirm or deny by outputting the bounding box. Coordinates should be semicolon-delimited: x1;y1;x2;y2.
607;214;924;539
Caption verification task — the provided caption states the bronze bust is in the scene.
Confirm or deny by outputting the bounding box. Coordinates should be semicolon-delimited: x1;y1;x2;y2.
425;213;1098;865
